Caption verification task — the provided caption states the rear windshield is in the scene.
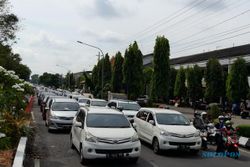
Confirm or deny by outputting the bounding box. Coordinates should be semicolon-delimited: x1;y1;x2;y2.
86;114;130;128
52;102;79;111
91;100;107;107
119;102;140;111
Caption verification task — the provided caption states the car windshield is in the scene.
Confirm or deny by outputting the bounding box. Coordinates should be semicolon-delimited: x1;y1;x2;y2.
86;114;130;128
78;99;89;103
119;102;140;111
52;102;79;111
91;100;107;107
156;113;190;125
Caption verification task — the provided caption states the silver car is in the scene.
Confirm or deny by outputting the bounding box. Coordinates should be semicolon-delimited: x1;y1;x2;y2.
46;98;80;132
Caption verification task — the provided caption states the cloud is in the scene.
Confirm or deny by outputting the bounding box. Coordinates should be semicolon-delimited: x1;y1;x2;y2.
29;31;69;51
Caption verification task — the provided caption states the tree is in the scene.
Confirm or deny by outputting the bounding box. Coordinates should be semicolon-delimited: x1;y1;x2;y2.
83;72;94;93
111;51;124;93
123;41;144;100
31;74;39;84
205;58;224;103
174;67;186;101
169;68;177;100
39;72;61;88
151;36;170;102
15;64;31;81
103;53;112;86
143;67;153;95
0;0;19;43
226;58;249;103
92;65;100;96
186;65;203;102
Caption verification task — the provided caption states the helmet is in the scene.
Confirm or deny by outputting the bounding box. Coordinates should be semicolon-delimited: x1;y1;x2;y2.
218;115;224;122
194;111;200;117
225;120;232;128
201;112;207;117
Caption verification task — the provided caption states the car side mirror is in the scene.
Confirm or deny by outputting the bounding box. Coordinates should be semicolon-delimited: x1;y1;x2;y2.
75;122;83;128
117;106;123;112
149;120;155;126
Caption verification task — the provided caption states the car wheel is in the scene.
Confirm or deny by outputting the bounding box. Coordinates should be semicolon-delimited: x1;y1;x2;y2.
70;135;75;149
80;146;89;165
152;138;161;154
129;157;139;164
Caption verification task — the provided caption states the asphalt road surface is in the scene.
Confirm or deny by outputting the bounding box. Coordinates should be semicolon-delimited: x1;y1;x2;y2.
26;102;250;167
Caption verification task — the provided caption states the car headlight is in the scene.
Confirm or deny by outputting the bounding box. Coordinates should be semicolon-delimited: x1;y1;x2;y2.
194;131;200;137
85;132;97;143
131;133;139;142
160;130;170;136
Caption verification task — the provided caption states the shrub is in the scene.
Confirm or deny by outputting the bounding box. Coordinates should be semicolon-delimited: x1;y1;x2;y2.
0;137;12;150
236;124;250;138
207;104;221;121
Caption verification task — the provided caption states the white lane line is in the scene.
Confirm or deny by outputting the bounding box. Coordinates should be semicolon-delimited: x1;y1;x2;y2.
34;159;40;167
31;112;35;122
149;160;159;167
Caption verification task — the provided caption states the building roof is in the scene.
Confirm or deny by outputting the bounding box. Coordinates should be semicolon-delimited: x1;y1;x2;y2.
143;43;250;66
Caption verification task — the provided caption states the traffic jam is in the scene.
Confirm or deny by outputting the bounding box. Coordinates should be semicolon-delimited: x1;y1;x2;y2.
37;86;242;165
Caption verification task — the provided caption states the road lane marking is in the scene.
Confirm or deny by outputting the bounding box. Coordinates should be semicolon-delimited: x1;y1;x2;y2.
149;160;159;167
34;159;40;167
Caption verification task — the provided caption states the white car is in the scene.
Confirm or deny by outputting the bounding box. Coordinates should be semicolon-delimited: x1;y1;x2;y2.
70;107;141;164
86;99;108;108
107;100;141;121
77;97;90;107
134;108;201;154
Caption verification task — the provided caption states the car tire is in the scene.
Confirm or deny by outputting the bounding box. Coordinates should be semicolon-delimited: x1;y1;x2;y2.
80;146;89;165
152;138;161;154
129;157;139;164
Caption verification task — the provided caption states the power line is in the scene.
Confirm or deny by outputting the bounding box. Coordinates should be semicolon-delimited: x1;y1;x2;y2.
173;31;250;54
124;0;207;42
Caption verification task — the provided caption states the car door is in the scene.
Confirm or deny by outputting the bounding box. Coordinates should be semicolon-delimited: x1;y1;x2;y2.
144;112;155;142
135;110;149;142
72;109;85;150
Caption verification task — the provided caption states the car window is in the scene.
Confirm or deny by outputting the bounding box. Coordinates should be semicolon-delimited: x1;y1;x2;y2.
52;102;79;111
136;110;148;121
91;100;107;107
156;113;190;125
118;102;140;111
78;99;89;103
76;110;85;122
86;114;130;128
146;113;154;122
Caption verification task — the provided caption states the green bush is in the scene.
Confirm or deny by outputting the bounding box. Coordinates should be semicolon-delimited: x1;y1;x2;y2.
0;137;12;150
236;124;250;138
207;104;221;121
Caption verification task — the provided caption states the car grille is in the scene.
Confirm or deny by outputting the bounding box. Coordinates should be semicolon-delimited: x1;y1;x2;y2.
95;149;133;154
169;142;196;146
58;117;74;120
170;133;194;138
97;137;131;144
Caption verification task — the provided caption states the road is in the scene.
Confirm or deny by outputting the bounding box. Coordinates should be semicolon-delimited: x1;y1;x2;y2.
25;102;250;167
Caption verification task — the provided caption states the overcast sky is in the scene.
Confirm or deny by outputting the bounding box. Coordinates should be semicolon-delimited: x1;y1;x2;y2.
9;0;250;75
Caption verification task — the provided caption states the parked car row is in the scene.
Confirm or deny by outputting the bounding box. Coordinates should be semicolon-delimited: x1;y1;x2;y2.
36;87;202;165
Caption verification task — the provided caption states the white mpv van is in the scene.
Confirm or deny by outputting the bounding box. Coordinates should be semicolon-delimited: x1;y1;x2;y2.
70;107;141;164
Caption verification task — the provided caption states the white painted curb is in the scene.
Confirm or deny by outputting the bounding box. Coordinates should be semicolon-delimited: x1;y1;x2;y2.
12;137;27;167
239;136;250;148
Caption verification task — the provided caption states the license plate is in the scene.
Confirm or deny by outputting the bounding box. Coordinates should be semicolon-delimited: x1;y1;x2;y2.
106;153;124;159
178;145;189;150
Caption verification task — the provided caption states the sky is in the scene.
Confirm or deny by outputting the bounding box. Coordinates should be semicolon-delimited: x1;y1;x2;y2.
8;0;250;75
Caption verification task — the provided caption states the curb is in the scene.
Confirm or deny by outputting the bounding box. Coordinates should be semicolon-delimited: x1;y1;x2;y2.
12;137;27;167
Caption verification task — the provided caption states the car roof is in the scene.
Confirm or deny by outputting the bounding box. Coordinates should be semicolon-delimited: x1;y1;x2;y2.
53;98;77;103
78;97;90;100
140;108;181;114
84;107;122;114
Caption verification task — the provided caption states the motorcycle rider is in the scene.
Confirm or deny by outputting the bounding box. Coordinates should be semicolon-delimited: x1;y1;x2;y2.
224;120;235;135
215;115;226;152
201;112;210;125
193;111;207;150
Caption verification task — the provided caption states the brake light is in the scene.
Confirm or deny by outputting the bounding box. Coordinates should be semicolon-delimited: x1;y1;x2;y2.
234;144;238;147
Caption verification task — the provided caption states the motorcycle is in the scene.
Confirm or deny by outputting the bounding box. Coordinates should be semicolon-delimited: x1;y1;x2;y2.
200;129;208;150
225;129;239;159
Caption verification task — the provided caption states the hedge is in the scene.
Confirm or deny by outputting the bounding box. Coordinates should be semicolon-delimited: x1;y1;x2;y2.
236;124;250;138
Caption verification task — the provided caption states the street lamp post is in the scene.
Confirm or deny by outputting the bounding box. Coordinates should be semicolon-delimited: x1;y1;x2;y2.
56;64;71;90
77;41;104;99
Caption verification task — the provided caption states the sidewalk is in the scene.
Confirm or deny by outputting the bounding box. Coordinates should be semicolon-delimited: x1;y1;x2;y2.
167;105;250;127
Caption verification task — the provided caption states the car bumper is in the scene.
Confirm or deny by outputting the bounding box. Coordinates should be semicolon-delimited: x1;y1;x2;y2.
82;141;141;159
158;135;201;150
48;119;73;130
